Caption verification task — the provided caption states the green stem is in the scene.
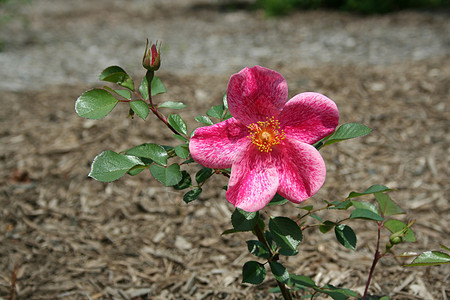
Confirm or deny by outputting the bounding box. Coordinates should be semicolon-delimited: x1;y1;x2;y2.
253;223;293;300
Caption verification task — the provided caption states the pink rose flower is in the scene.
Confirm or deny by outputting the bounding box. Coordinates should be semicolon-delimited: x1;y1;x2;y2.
189;66;339;212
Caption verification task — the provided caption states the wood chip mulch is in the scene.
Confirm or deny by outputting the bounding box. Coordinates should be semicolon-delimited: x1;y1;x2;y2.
1;57;449;299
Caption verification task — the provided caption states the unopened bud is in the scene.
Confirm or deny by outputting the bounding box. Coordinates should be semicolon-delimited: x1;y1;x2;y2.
143;39;161;71
389;235;404;245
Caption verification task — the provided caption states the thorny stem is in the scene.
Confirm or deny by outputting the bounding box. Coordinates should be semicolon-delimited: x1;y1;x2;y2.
253;223;293;300
145;70;182;136
362;221;384;300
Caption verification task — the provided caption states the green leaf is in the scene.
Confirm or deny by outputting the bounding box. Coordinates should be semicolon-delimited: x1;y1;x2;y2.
195;115;214;126
313;140;325;150
313;132;334;150
183;188;202;203
269;261;289;283
351;200;379;215
289;274;317;288
242;261;266;284
299;205;314;211
319;220;336;233
268;193;288;206
151;76;166;96
127;165;146;176
256;218;265;232
278;248;298;256
75;89;119;119
246;240;270;258
329;199;352;210
310;214;323;223
264;231;278;252
323;123;372;146
89;151;144;182
173;170;192;190
375;192;404;216
231;208;259;232
168;114;187;135
149;163;182;186
139;76;166;100
182;158;195;165
158;101;186;109
222;109;233;120
319;285;359;299
195;167;213;185
347;185;392;199
139;76;149;100
114;89;131;99
206;104;225;119
269;217;303;251
405;251;450;266
350;208;384;221
130;100;150;120
384;220;416;242
173;134;188;142
335;224;357;250
125;143;168;166
98;66;134;90
267;287;281;293
221;228;238;235
174;144;190;159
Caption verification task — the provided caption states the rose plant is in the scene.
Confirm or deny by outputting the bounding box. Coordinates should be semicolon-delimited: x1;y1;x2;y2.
73;40;449;300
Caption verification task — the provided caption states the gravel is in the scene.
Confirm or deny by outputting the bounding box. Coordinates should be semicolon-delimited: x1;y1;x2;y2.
0;0;448;91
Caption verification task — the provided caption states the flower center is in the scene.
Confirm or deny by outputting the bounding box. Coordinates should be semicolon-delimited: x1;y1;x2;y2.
247;117;285;152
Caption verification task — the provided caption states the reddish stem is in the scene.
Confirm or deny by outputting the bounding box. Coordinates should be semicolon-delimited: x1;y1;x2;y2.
362;222;383;299
144;71;182;136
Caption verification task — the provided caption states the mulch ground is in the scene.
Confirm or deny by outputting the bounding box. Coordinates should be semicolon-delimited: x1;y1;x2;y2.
1;54;449;299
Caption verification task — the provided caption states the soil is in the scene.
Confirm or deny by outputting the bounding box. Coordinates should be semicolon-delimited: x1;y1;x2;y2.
0;0;449;299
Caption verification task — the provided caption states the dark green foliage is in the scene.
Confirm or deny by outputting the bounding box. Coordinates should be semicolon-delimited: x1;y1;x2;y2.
242;261;266;284
231;208;259;232
256;0;448;15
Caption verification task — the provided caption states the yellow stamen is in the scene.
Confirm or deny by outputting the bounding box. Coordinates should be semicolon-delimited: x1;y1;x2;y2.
247;117;285;152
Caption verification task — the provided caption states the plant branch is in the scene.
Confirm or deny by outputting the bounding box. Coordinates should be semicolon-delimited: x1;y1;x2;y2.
253;223;293;300
297;203;332;221
145;70;182;136
362;221;383;299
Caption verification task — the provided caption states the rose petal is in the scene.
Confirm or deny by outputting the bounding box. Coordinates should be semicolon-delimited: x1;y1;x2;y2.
279;92;339;144
227;66;288;125
189;118;249;169
226;148;279;212
276;139;326;203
